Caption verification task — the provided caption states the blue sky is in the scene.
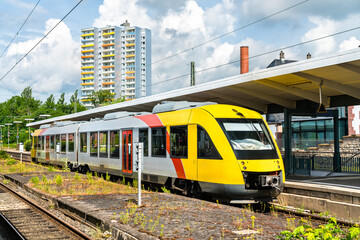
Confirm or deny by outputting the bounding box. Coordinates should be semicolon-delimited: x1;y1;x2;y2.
0;0;359;103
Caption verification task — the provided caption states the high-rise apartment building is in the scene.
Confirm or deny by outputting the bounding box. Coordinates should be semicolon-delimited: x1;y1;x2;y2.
80;21;151;108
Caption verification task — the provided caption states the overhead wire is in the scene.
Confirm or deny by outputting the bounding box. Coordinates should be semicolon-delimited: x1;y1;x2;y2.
137;25;360;92
0;0;41;58
0;0;83;82
150;0;310;66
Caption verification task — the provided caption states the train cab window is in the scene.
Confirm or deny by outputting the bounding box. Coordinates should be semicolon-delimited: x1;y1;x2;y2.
68;133;74;152
90;132;98;157
170;126;188;158
110;130;120;158
151;127;166;157
197;126;221;159
80;133;87;153
55;135;60;152
139;129;148;156
61;134;66;154
35;136;40;150
99;131;108;158
218;119;278;160
50;136;54;153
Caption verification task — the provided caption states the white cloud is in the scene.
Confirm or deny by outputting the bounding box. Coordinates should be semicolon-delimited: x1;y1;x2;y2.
339;37;360;52
301;14;360;57
0;18;79;101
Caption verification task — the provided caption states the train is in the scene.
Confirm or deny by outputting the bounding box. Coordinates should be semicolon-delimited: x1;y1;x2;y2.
31;101;285;202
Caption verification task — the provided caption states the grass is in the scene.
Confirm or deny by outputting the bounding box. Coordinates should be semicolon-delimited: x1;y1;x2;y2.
0;158;51;174
29;172;139;196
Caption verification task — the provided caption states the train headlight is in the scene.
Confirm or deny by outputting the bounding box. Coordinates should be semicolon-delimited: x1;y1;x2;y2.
243;166;247;170
241;161;245;165
277;160;279;164
278;165;280;169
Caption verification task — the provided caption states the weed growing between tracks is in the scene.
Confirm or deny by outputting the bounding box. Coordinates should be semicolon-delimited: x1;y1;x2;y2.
0;158;50;174
28;172;138;196
277;217;360;239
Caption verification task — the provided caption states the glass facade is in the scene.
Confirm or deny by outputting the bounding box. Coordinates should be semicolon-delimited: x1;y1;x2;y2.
290;118;347;150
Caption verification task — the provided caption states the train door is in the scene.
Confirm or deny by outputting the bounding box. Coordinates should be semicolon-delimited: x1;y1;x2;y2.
46;136;50;161
122;130;133;174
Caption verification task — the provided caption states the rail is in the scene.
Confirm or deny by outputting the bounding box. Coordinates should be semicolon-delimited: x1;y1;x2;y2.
0;181;93;240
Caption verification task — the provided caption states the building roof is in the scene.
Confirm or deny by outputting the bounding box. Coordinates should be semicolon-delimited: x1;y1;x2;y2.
28;48;360;128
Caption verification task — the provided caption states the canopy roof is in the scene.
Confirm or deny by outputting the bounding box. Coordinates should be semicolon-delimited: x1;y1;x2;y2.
28;48;360;128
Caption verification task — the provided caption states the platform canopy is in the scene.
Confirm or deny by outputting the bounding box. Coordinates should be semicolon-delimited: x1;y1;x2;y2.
28;48;360;128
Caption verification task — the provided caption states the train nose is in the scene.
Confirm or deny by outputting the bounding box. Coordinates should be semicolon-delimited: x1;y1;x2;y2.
268;177;278;186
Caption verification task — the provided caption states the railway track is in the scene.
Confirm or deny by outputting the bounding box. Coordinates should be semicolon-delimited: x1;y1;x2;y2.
0;182;93;240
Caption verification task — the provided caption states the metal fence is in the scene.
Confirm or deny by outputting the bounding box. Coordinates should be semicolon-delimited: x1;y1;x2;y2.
291;154;360;175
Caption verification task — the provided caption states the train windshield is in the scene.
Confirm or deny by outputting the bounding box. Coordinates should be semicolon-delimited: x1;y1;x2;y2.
218;119;278;160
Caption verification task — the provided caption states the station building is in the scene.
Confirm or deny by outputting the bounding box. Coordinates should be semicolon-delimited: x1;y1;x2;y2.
80;20;151;108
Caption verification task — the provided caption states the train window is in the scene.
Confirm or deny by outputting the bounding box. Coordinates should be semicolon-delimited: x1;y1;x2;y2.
61;134;66;154
139;129;148;156
151;127;166;157
197;126;222;159
68;133;74;152
99;131;108;158
218;119;278;160
55;135;60;152
170;126;188;158
110;130;120;158
90;132;98;157
35;136;39;150
80;133;87;153
50;135;54;153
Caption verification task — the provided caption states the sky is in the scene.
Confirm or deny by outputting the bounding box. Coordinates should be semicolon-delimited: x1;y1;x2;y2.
0;0;359;103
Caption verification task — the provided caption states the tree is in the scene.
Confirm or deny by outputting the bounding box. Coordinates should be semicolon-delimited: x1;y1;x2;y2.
69;89;85;113
89;90;114;108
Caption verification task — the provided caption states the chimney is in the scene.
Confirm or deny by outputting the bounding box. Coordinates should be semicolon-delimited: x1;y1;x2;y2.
307;53;311;59
240;46;249;74
280;51;285;63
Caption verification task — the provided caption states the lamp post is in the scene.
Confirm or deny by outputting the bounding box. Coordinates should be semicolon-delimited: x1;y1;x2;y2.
0;125;4;149
5;123;12;149
13;121;22;145
25;118;34;140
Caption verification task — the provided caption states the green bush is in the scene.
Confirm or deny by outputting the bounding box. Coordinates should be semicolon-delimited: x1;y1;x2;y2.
0;150;9;159
24;139;32;151
54;175;63;186
6;158;17;165
31;176;40;186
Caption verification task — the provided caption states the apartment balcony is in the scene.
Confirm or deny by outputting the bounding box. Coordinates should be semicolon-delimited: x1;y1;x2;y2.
81;38;94;43
102;48;114;53
125;76;135;79
102;54;115;58
102;65;115;69
81;55;94;59
102;31;115;36
102;59;114;64
81;77;94;81
125;43;135;47
81;66;94;70
81;71;94;75
102;43;115;47
81;43;94;48
81;33;94;37
126;64;135;68
81;49;94;53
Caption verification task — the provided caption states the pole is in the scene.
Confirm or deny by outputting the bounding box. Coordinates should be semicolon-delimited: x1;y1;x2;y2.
137;142;143;207
7;125;10;149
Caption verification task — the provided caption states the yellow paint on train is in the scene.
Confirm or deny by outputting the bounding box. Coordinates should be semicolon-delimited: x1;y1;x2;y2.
156;104;285;185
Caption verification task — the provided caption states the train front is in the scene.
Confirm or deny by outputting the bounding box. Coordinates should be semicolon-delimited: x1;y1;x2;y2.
196;104;285;202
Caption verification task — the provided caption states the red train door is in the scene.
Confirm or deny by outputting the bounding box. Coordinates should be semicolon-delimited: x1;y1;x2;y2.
46;136;50;161
122;130;133;174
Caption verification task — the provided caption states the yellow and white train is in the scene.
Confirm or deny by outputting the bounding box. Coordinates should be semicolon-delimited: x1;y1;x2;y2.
31;101;284;202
